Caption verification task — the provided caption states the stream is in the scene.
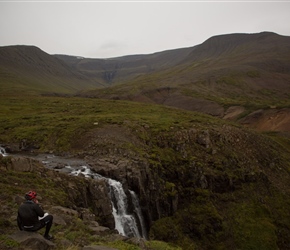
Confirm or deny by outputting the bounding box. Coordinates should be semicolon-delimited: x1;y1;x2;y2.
0;147;147;239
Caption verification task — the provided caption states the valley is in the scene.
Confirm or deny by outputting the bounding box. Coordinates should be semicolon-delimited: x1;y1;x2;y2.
0;31;290;250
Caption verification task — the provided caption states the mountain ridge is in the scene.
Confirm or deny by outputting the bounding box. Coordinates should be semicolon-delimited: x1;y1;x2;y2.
2;31;289;91
1;31;290;132
54;45;196;85
0;45;103;95
74;32;290;126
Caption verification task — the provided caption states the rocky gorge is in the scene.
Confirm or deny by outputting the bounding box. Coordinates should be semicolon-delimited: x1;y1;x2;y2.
1;120;290;249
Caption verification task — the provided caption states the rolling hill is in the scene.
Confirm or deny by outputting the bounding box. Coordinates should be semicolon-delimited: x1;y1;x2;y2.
1;32;290;131
54;46;195;85
0;45;103;95
77;32;290;114
71;32;290;132
2;32;290;102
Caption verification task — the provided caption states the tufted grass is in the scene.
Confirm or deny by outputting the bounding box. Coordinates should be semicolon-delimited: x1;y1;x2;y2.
0;95;225;153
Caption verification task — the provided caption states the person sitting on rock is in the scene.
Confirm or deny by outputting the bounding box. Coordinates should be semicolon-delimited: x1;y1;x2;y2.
17;190;54;240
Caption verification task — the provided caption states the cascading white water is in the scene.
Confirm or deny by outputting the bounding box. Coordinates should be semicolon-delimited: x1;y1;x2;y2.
13;154;146;238
108;179;141;238
69;165;145;238
0;146;8;156
130;190;148;239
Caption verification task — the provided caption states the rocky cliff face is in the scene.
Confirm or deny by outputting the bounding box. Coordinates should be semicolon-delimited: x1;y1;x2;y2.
1;156;115;229
68;123;290;249
2;121;290;249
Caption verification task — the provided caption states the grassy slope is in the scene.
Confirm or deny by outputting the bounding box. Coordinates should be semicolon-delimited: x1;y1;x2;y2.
0;95;222;152
81;32;290;112
0;45;102;95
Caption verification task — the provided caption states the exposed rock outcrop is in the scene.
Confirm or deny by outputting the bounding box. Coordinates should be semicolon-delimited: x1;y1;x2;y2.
9;231;55;250
5;156;43;172
3;156;115;230
3;120;290;249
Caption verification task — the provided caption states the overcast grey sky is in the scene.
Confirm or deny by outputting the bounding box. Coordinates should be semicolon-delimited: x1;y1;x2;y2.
1;1;290;58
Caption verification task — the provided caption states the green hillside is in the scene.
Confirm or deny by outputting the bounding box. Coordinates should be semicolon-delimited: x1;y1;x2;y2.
0;45;103;95
1;95;290;249
1;32;290;250
81;32;290;115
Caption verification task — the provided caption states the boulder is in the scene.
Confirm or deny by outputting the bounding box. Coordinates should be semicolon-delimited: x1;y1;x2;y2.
88;225;111;235
9;231;55;250
79;207;97;222
5;156;43;172
50;206;78;217
52;214;67;226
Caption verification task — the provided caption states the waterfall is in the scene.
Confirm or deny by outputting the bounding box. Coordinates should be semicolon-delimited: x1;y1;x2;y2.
15;154;147;239
69;165;146;238
130;190;148;239
108;179;141;238
0;146;8;156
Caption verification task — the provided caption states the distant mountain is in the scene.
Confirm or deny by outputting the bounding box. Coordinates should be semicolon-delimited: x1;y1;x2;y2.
1;32;290;121
77;32;290;118
54;46;195;85
0;45;102;95
56;32;290;86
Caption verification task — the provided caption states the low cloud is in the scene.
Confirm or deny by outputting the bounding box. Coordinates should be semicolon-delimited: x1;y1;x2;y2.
90;41;128;59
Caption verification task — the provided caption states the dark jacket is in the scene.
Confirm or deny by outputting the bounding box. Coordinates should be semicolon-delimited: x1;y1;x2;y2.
17;200;44;230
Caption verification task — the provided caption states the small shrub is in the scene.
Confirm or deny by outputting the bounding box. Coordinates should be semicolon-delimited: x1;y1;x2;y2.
149;217;183;243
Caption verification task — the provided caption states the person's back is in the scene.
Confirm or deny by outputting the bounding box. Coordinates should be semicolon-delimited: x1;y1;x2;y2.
17;190;53;240
18;199;44;229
